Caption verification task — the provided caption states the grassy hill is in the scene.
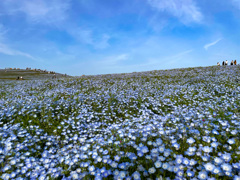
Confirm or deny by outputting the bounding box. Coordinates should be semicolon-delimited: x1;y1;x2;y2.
0;65;240;179
0;68;70;80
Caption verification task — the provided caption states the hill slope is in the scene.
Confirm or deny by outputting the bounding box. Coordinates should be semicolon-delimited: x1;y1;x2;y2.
0;68;70;80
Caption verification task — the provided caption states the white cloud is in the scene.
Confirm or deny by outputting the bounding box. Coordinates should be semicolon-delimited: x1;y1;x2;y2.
147;0;203;24
204;38;222;50
0;24;8;41
137;49;193;67
68;28;111;49
2;0;70;24
100;54;129;65
0;43;38;61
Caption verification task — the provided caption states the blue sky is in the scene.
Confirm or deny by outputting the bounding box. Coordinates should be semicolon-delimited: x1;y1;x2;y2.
0;0;240;75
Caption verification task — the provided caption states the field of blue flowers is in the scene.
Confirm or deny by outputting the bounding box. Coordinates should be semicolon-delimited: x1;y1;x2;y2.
0;65;240;180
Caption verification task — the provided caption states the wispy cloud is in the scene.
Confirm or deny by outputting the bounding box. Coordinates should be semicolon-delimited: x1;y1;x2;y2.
68;28;111;49
2;0;70;25
204;38;222;50
140;49;193;67
0;24;8;41
147;0;203;24
0;43;39;61
100;54;129;65
231;0;240;8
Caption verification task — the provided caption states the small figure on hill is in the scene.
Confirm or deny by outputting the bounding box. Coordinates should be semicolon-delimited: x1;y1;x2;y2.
20;76;23;80
217;62;220;66
16;76;19;80
225;60;228;65
234;60;237;65
52;74;56;79
231;60;234;65
222;61;225;66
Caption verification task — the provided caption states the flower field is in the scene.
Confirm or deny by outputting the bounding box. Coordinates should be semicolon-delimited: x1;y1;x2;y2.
0;65;240;180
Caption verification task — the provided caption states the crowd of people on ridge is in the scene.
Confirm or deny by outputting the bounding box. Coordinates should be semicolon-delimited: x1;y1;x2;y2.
217;60;237;66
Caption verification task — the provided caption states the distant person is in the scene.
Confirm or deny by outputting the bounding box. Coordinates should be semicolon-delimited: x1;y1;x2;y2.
16;76;19;80
222;61;225;66
231;60;234;65
217;62;220;66
225;60;228;65
234;60;237;65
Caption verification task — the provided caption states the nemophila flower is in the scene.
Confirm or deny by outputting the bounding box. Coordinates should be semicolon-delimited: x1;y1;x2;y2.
221;163;232;172
114;155;121;161
169;164;178;172
71;172;79;179
183;157;190;166
164;149;171;157
132;171;141;180
198;171;208;180
158;156;166;161
158;145;165;153
214;157;223;165
233;175;240;180
162;162;169;170
154;161;162;168
118;171;126;179
141;146;149;153
211;141;219;149
187;137;195;144
146;155;152;159
175;155;183;164
88;165;95;172
111;161;118;168
221;153;232;162
148;167;156;174
113;170;120;176
228;138;235;145
202;146;213;153
201;156;209;161
172;142;180;150
188;146;197;152
204;162;215;172
186;170;195;177
147;141;153;146
225;171;233;177
156;138;163;145
137;151;143;157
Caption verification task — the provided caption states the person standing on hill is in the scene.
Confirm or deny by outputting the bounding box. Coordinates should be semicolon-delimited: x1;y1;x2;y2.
234;60;237;65
217;62;220;66
231;60;234;65
225;60;228;65
222;61;225;66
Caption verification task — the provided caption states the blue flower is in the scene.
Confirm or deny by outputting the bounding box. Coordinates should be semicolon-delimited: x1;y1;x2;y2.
186;170;194;177
148;167;156;174
204;162;215;172
154;161;162;168
177;170;184;177
212;167;222;174
198;171;208;180
187;137;195;144
221;153;232;162
221;163;232;172
132;171;141;180
141;146;149;153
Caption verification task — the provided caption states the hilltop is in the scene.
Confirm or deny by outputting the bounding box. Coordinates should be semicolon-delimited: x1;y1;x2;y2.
0;68;70;80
